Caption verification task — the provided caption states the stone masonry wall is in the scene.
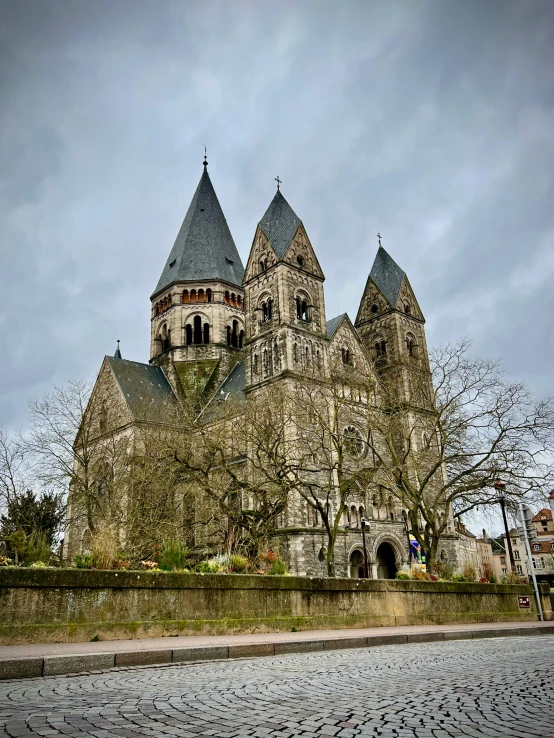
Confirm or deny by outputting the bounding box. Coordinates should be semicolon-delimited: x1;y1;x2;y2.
0;568;548;646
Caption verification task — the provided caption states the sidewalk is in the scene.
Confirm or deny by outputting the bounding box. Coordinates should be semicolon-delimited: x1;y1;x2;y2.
1;620;553;680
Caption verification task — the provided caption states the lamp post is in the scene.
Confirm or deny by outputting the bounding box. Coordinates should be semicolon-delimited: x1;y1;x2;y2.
494;480;516;573
360;518;370;579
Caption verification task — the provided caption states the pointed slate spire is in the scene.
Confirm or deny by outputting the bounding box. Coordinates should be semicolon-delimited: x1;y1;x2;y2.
258;190;302;258
152;163;244;297
369;246;406;307
114;339;122;359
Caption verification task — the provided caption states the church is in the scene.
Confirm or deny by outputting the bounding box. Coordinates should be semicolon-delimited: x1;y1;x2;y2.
64;155;460;577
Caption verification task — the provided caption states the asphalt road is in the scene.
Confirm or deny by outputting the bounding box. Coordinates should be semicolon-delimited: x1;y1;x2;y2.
1;636;553;737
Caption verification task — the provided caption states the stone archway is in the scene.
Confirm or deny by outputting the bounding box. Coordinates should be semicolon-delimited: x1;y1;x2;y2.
376;541;398;579
349;549;366;578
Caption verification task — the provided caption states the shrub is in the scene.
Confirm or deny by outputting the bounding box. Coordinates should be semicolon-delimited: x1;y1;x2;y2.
91;528;119;570
268;558;287;575
24;530;52;566
411;567;430;581
158;541;189;571
432;561;454;581
196;559;224;573
29;560;47;568
140;560;159;570
0;556;13;567
229;554;248;573
502;571;527;584
395;571;411;580
461;564;477;582
259;550;278;565
75;553;93;569
452;573;466;583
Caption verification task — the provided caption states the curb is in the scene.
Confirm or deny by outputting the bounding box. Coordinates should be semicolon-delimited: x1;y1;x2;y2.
2;624;554;681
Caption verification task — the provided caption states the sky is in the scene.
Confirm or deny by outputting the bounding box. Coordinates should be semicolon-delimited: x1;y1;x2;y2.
1;0;553;521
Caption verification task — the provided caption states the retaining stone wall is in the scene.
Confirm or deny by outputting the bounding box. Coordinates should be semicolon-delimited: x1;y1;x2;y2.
0;568;550;645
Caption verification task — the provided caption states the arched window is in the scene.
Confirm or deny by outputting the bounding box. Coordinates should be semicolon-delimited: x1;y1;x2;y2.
231;320;239;348
161;325;171;352
239;330;244;349
301;300;309;321
375;339;387;359
190;289;197;303
274;340;279;369
253;354;259;374
263;349;268;373
185;324;192;345
406;333;417;358
296;297;301;319
293;344;298;363
198;289;205;303
297;255;304;268
237;295;242;308
422;432;430;449
259;258;268;273
371;303;379;314
350;505;358;528
193;315;202;344
182;290;189;304
359;506;364;523
341;348;352;365
231;293;237;307
203;323;210;344
226;325;231;345
206;288;212;303
404;303;411;314
224;291;230;304
344;426;365;457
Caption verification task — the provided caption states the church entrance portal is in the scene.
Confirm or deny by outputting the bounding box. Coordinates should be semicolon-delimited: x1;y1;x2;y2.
349;549;367;578
376;542;397;579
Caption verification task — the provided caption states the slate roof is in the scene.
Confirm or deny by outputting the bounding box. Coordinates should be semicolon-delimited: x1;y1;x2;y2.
202;361;246;421
369;246;406;307
153;166;244;297
106;357;179;422
326;314;347;339
259;191;302;258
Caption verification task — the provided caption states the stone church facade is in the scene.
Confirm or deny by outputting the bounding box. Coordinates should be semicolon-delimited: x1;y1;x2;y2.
64;158;461;577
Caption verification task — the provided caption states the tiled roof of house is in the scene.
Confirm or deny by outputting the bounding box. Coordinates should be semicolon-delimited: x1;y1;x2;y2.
532;508;553;522
153;166;244;296
202;361;246;421
326;314;347;339
369;246;406;307
107;357;179;422
258;190;302;259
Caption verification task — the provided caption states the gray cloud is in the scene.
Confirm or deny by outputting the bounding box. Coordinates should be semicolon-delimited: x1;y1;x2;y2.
1;0;553;442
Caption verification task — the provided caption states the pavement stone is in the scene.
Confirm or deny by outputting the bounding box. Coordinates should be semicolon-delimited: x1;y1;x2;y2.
1;636;553;737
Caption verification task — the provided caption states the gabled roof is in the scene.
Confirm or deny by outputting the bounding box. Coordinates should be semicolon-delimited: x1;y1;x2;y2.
258;191;302;258
153;166;244;297
106;357;179;422
326;314;347;339
532;508;553;522
369;246;406;307
202;361;246;421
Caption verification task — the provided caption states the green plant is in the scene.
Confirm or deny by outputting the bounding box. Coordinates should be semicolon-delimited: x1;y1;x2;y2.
90;635;100;642
140;559;159;570
411;567;430;581
268;558;287;575
24;530;52;565
502;571;527;584
7;530;27;565
29;560;47;568
74;553;94;569
452;573;466;583
433;561;454;581
395;571;411;580
229;554;248;573
0;556;13;567
196;559;224;573
91;527;119;570
158;540;189;571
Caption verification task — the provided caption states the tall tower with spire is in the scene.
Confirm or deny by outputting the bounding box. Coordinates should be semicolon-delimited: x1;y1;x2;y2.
150;157;245;399
242;184;328;391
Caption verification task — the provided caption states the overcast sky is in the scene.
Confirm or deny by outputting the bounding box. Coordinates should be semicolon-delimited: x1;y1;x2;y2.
1;0;553;460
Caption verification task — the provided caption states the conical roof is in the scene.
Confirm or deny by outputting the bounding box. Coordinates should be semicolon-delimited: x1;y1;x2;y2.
152;166;244;297
369;246;406;307
259;190;302;258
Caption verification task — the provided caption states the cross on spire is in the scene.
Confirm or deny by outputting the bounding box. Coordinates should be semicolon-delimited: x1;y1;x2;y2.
203;146;208;167
377;232;382;247
275;175;282;192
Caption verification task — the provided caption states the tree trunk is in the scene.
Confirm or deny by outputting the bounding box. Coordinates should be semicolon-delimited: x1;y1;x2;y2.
326;528;337;577
426;535;439;573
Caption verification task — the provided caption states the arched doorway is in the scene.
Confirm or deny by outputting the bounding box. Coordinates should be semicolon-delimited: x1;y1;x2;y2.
350;549;366;578
376;542;397;579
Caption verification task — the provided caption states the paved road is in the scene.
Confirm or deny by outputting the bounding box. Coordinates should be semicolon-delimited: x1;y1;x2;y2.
1;637;553;737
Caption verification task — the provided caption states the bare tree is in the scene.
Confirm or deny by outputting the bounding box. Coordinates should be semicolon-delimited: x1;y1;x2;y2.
357;339;554;571
0;427;27;513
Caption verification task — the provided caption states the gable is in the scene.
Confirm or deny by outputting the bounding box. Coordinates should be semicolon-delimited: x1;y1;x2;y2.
243;225;280;283
282;224;325;279
106;357;180;423
327;314;373;376
355;273;424;326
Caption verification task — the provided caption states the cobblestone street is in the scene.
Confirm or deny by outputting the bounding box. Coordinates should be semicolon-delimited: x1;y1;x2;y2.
1;636;553;738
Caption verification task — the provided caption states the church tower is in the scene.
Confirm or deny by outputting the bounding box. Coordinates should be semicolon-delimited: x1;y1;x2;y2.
150;157;245;400
355;243;431;401
242;184;328;391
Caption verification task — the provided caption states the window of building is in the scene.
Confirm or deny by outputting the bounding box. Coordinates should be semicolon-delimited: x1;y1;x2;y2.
533;543;540;551
406;333;417;357
514;550;520;560
297;255;304;267
516;565;523;575
343;426;366;457
370;303;379;314
341;348;352;365
374;339;387;359
198;289;205;303
404;303;411;314
206;288;212;303
259;258;268;273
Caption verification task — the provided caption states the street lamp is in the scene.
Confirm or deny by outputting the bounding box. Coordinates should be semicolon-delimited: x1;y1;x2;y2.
493;480;516;573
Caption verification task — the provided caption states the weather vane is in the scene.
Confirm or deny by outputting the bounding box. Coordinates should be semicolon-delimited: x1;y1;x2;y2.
377;232;382;247
275;175;282;192
203;146;208;167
